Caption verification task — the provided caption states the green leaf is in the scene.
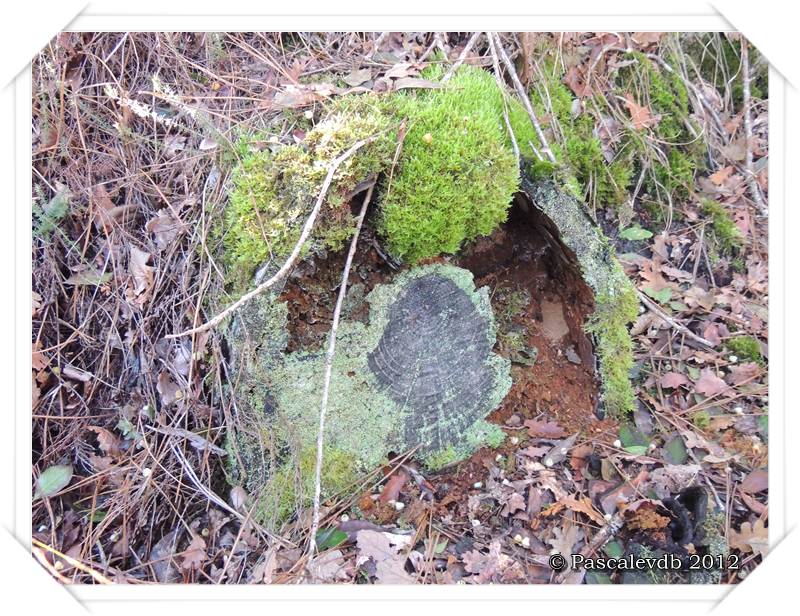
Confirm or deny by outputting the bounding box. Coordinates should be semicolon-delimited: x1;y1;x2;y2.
88;509;107;523
623;445;649;456
619;422;649;449
603;540;625;559
315;527;348;550
644;287;672;303
663;435;688;465
34;464;73;500
619;226;653;241
669;301;689;311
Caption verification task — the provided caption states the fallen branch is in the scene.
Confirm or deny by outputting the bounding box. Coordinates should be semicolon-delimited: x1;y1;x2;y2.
441;32;482;83
167;136;377;339
636;289;714;349
740;38;768;216
489;32;556;164
308;182;376;557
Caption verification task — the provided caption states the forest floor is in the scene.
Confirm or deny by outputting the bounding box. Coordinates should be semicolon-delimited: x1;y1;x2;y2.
31;32;768;584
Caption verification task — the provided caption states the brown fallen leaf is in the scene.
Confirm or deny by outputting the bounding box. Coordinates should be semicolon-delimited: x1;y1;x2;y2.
393;77;440;91
559;494;606;526
145;213;182;250
660;372;689;389
88;426;121;456
624;93;659;130
694;368;730;398
740;468;768;494
709;166;734;185
379;470;409;504
525;419;567;438
180;534;207;572
129;246;154;306
729;518;768;557
355;529;414;584
156;370;182;406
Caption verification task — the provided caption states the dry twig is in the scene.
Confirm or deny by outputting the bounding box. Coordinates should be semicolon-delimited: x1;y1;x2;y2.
636;289;713;349
489;32;556;163
307;182;376;557
740;38;768;216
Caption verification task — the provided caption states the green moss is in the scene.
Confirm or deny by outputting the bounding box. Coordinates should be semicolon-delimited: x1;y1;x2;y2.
692;410;711;430
727;335;764;365
253;446;358;525
220;96;397;289
525;60;636;210
586;285;639;416
701;198;743;255
378;65;521;262
616;52;704;205
423;446;460;471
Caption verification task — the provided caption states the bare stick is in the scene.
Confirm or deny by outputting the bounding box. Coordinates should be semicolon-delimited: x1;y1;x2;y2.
636;289;713;349
441;32;482;83
168;136;376;339
308;183;376;557
740;38;768;216
489;32;556;163
487;32;520;165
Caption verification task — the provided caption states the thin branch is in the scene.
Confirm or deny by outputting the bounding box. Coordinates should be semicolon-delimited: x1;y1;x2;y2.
740;38;768;216
636;289;714;349
307;182;376;557
489;32;556;164
441;32;482;83
487;33;520;165
167;136;377;339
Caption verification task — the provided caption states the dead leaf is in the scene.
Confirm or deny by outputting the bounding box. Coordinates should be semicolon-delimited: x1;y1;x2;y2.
355;529;414;584
180;534;207;572
308;549;349;582
727;362;761;386
624;93;658;130
393;77;440;91
729;519;768;557
740;468;768;494
660;372;689;389
145;213;182;250
710;166;734;185
379;470;409;504
88;426;121;456
694;369;730;398
500;492;526;517
156;370;181;406
463;540;524;583
129;246;154;305
525;419;567;438
548;524;582;556
559;494;606;526
342;68;372;87
163;135;186;158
